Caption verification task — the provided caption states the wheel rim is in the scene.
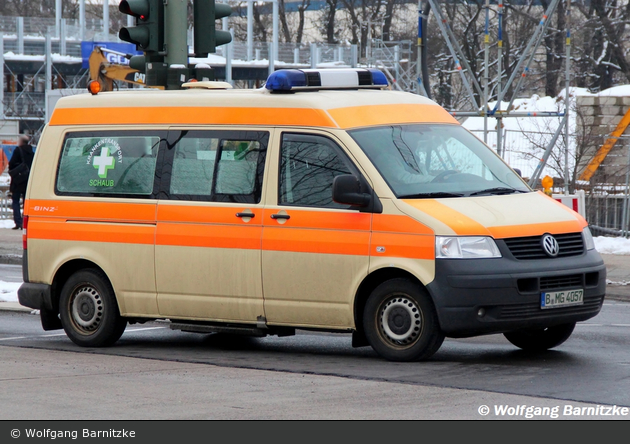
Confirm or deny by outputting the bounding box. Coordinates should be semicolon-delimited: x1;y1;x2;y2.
378;296;422;347
70;285;104;333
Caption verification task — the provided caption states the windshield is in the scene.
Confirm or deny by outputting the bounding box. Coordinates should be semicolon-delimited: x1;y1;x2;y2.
349;124;531;198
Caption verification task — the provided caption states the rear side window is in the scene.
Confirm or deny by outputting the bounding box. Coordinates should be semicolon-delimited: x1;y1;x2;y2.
163;130;269;203
56;131;164;197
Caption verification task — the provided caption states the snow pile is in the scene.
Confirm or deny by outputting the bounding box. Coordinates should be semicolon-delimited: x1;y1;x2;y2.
594;236;630;255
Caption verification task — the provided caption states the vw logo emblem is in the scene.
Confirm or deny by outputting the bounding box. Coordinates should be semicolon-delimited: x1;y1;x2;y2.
541;234;560;257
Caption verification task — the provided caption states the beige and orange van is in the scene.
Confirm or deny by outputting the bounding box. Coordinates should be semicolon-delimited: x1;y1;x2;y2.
18;68;606;361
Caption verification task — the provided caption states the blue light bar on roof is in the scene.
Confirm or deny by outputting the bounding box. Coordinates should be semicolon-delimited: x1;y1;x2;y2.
265;68;389;92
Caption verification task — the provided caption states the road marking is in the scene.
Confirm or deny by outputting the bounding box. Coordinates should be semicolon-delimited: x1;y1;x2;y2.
579;324;630;327
0;327;165;342
0;332;67;341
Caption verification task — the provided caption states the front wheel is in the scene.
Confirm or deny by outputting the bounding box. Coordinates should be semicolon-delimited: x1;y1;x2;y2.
363;279;444;362
59;269;127;347
503;322;576;351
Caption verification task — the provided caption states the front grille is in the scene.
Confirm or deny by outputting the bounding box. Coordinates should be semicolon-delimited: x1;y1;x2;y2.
504;232;584;260
540;274;582;291
498;295;603;320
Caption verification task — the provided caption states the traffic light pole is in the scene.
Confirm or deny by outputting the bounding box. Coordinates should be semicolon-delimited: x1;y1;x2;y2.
164;0;189;89
120;0;232;89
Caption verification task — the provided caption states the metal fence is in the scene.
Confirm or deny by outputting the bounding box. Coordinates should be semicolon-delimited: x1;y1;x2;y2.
0;189;13;220
583;140;630;237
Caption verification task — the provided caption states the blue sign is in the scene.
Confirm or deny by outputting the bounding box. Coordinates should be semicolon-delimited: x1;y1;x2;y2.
81;42;142;69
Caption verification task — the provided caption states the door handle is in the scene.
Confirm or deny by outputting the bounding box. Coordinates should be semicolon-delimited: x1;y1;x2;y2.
236;212;255;218
270;213;290;220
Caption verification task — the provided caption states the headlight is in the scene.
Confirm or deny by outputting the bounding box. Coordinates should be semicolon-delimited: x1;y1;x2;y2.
583;227;595;251
436;236;501;259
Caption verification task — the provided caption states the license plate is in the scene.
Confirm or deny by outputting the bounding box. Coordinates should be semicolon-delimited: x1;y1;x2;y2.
541;289;584;309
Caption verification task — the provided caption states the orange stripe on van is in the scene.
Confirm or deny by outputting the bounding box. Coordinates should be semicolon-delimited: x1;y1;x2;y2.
371;232;434;259
263;208;371;231
28;220;155;245
488;220;586;239
157;223;261;250
327;104;458;129
26;199;156;222
49;106;337;128
158;204;262;225
263;227;370;256
403;199;489;235
373;214;434;234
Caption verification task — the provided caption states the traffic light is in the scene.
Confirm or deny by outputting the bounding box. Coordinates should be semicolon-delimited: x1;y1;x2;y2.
119;0;164;55
193;0;233;57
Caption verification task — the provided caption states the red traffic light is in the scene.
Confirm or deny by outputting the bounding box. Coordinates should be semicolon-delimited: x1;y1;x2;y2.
119;0;150;19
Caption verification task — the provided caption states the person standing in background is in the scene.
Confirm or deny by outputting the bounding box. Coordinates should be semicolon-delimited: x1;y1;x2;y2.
8;135;35;230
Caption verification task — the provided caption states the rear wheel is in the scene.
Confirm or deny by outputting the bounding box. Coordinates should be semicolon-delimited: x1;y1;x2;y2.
363;278;444;362
503;322;576;351
59;269;126;347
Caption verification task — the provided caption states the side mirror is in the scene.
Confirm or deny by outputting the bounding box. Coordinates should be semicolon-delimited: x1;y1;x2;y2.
513;168;522;177
332;175;371;207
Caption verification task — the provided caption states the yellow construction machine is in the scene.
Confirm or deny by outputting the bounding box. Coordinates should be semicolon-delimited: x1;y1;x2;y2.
88;46;147;91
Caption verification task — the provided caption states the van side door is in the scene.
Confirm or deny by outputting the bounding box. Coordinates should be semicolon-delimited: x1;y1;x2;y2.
155;129;269;322
261;131;373;329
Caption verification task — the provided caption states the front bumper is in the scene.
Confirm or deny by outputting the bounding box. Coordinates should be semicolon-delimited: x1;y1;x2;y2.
426;249;606;337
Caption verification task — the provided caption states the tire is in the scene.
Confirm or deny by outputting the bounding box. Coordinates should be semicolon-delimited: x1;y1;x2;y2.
59;269;127;347
363;278;444;362
503;322;576;351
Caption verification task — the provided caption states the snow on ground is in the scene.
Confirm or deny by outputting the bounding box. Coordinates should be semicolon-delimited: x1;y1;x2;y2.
593;236;630;255
0;230;626;303
0;281;21;303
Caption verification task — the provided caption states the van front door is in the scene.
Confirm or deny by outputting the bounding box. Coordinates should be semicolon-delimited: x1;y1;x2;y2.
155;129;269;323
262;132;372;329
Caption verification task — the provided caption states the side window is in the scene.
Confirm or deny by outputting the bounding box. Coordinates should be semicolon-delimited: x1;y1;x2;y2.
170;136;217;196
279;133;355;209
56;131;163;197
166;130;268;203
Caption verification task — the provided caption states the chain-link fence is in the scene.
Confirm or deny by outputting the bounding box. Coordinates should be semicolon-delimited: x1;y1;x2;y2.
583;138;630;237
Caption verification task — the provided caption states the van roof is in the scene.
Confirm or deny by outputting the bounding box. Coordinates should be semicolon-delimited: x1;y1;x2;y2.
49;87;458;129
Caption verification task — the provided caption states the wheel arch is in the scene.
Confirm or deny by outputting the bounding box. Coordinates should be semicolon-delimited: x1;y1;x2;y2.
50;259;111;315
353;267;430;343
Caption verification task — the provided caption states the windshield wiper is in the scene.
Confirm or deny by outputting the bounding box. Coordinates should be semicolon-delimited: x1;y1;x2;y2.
468;187;528;196
398;192;466;199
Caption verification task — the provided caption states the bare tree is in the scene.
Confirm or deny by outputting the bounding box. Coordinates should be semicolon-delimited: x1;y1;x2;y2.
295;0;311;44
575;0;630;92
338;0;386;57
318;0;339;44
